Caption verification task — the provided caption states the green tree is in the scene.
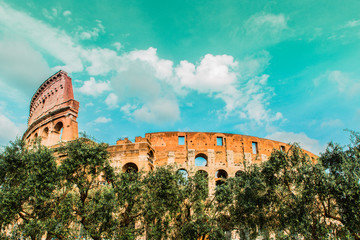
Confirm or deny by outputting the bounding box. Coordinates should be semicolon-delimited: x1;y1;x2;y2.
317;131;360;239
57;137;115;240
112;170;145;239
0;139;59;240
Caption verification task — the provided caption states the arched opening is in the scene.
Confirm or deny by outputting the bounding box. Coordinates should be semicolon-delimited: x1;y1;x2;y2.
148;150;154;163
177;169;189;181
235;170;244;178
42;127;49;140
215;169;228;179
122;162;139;173
195;170;209;195
54;122;64;142
34;133;38;139
216;179;225;187
195;153;208;167
195;170;208;179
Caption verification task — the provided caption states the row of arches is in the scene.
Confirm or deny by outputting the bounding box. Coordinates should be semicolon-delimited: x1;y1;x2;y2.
28;121;64;144
122;162;244;180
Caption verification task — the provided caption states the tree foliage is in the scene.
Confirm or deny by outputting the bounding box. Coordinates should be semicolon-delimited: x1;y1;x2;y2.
1;132;360;239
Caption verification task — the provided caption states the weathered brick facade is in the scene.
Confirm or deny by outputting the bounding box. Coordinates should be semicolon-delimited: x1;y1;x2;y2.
23;71;317;191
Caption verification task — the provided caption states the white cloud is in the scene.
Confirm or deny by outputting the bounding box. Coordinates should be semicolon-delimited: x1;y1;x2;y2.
0;38;51;95
265;131;325;155
0;3;282;126
127;47;173;79
78;77;111;96
176;54;238;93
0;114;25;146
320;119;343;128
120;104;138;116
0;2;84;72
42;8;58;20
244;13;289;48
82;48;121;75
314;70;360;95
94;117;112;124
85;102;94;108
113;42;122;51
344;19;360;28
176;54;281;123
63;10;71;17
105;93;119;109
245;13;288;35
131;99;180;124
79;20;105;40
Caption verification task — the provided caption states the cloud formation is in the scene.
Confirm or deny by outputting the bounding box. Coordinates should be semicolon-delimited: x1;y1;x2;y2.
0;2;282;125
0;114;25;146
265;131;325;155
78;77;111;96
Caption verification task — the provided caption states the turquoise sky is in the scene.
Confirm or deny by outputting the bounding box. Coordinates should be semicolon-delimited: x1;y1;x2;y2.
0;0;359;154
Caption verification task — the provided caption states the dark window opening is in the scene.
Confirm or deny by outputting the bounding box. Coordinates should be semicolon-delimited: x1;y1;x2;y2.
216;169;228;179
281;146;286;152
216;179;225;187
235;170;244;178
195;170;209;179
122;162;139;173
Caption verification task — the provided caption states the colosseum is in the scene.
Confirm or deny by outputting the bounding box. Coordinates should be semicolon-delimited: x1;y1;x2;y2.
23;70;317;192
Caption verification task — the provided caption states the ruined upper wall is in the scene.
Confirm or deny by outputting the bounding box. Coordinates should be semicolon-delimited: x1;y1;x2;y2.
145;131;317;167
28;70;75;126
23;70;79;146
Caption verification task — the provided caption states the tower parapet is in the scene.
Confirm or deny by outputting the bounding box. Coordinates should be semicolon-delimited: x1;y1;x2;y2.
23;70;79;146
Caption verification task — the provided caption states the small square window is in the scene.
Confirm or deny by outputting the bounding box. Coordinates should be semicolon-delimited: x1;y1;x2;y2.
281;146;286;152
178;136;185;145
216;137;223;146
252;142;258;154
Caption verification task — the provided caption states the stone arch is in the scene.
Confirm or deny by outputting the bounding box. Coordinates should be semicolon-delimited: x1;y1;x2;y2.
54;121;64;142
192;132;211;147
148;150;155;162
195;170;208;179
177;168;189;179
42;127;49;139
195;153;208;167
235;170;244;177
215;179;226;187
177;168;189;184
215;169;228;179
122;162;139;173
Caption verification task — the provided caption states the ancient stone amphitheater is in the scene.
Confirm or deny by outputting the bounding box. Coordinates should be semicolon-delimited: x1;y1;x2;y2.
23;71;316;192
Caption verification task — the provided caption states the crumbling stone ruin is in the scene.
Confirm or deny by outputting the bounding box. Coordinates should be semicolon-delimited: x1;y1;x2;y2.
23;71;317;192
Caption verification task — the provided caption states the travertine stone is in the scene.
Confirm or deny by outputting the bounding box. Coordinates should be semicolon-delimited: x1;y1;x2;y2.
24;71;318;176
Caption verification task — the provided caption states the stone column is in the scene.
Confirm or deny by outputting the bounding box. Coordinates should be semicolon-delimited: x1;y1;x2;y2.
187;149;195;167
226;150;234;167
207;149;215;166
168;151;175;164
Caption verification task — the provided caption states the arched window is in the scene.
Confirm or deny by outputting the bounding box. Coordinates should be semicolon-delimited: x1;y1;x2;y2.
235;170;244;178
148;150;154;162
215;169;228;179
195;153;208;167
195;170;208;179
177;169;189;180
42;127;49;139
215;179;225;187
122;162;139;173
54;122;64;141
